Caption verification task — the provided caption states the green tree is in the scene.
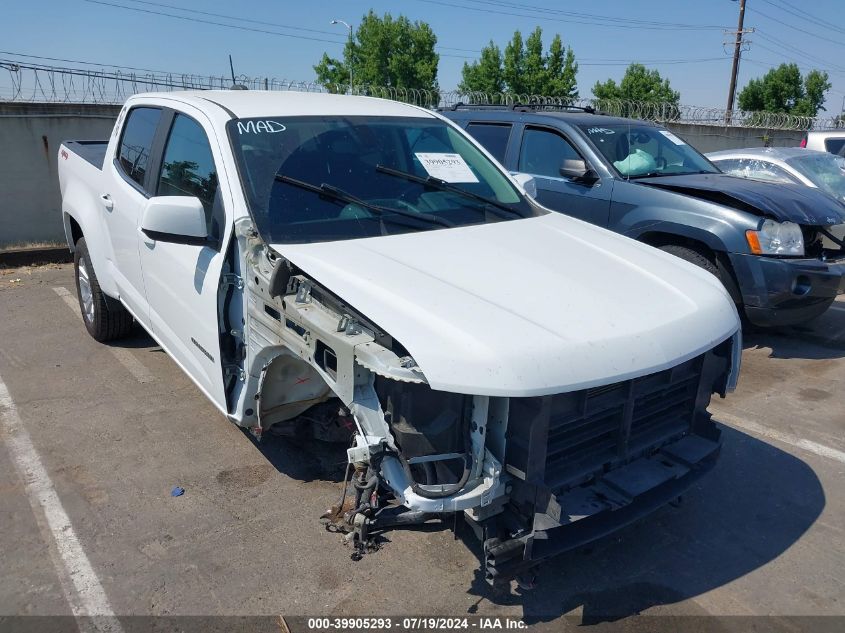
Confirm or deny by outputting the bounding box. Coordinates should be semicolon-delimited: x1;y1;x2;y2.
314;11;439;97
460;27;578;100
458;41;504;94
592;63;681;105
738;63;831;117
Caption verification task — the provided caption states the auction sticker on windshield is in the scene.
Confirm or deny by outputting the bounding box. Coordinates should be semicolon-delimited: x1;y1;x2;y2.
415;153;479;183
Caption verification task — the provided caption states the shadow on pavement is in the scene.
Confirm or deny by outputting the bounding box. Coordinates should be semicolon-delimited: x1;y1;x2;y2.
246;431;349;484
742;304;845;360
103;325;162;351
463;426;825;624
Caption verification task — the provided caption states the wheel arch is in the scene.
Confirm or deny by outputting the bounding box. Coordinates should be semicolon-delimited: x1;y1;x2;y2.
638;231;743;306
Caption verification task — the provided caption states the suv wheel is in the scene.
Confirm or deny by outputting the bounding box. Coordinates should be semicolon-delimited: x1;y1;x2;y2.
659;245;719;278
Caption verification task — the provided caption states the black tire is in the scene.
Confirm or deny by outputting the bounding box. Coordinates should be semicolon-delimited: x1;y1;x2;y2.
73;237;134;342
659;244;720;278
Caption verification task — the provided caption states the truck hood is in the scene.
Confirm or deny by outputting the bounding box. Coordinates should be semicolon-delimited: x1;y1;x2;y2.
636;173;845;226
274;213;739;397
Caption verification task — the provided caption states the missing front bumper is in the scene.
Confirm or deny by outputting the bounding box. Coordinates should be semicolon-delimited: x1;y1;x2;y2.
472;432;721;582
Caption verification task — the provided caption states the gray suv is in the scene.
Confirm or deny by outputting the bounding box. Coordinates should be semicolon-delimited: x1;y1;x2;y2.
443;105;845;327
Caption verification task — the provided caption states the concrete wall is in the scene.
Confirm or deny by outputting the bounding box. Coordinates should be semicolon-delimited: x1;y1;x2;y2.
0;102;808;247
666;122;805;153
0;103;120;247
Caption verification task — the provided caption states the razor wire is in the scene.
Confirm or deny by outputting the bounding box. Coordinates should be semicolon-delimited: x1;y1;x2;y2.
2;59;842;131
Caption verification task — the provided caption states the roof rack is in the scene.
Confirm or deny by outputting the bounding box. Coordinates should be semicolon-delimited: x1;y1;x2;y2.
442;102;602;115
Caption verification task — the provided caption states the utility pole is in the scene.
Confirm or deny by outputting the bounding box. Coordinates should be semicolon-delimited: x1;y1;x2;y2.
725;0;753;120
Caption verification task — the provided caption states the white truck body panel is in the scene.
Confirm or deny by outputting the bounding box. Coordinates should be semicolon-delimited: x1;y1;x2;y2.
278;212;738;397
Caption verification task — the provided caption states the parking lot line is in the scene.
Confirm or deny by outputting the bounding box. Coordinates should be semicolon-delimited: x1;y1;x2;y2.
51;287;155;384
716;410;845;465
0;374;123;631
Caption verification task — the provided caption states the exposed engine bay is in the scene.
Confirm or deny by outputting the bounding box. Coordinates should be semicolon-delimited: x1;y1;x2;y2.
220;218;738;584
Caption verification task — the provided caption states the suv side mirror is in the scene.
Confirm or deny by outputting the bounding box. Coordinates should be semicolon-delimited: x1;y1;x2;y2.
140;196;209;246
560;158;599;184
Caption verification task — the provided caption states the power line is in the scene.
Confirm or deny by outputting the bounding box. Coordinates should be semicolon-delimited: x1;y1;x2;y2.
761;0;845;36
82;0;477;60
116;0;349;38
749;5;845;48
413;0;728;30
0;51;197;76
83;0;348;45
754;31;845;74
578;57;730;67
428;0;728;29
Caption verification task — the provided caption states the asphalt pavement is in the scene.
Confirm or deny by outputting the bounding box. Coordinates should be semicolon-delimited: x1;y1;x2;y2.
1;263;843;629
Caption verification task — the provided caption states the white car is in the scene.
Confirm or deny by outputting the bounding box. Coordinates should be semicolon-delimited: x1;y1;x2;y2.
58;90;740;583
707;147;845;203
801;130;845;156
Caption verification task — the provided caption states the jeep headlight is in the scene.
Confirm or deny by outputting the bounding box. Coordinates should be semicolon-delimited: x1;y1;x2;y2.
746;220;804;256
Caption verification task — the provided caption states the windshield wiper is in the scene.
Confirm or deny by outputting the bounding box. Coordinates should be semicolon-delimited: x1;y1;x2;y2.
375;164;526;219
274;174;453;229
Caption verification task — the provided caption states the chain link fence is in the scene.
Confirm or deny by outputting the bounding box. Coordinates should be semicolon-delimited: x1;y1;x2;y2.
2;58;842;131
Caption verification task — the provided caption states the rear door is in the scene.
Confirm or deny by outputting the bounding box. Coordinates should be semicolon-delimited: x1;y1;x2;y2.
514;125;612;226
105;106;162;319
138;106;232;410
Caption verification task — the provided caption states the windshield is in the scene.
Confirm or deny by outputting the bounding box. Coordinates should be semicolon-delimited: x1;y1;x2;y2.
579;123;718;178
787;152;845;201
227;115;533;243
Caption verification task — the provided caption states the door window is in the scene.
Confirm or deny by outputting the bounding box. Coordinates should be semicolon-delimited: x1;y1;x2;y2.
518;127;582;178
465;123;512;163
157;114;220;234
117;107;161;189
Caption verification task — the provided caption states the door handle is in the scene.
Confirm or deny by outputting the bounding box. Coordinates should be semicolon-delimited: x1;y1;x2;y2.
100;194;114;211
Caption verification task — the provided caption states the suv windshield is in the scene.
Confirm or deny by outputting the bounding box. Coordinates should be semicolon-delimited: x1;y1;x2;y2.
227;115;533;243
787;152;845;202
579;123;718;178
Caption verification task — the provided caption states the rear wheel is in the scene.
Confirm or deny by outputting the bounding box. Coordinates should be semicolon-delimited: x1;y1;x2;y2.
74;237;134;342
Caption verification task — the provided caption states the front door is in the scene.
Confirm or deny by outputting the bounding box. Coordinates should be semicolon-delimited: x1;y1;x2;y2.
514;125;612;227
138;108;231;411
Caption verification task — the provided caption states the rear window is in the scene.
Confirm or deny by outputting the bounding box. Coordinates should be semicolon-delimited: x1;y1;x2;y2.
117;107;161;189
465;122;512;163
824;138;845;155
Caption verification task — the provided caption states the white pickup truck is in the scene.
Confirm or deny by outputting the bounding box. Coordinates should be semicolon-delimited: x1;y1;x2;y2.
58;90;741;583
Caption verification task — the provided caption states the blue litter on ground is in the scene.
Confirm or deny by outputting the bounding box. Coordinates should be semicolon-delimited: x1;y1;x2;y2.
171;486;185;497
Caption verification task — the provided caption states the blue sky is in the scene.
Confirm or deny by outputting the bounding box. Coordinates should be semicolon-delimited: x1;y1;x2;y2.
2;0;845;112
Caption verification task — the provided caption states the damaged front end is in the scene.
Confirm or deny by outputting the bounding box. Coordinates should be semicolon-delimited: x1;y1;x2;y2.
224;219;507;535
223;218;738;583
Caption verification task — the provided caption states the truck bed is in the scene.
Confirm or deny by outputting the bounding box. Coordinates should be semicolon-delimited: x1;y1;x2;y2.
63;140;108;170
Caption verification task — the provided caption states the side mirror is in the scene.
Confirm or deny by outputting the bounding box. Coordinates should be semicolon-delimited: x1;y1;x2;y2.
140;196;209;246
510;172;537;199
560;158;599;184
